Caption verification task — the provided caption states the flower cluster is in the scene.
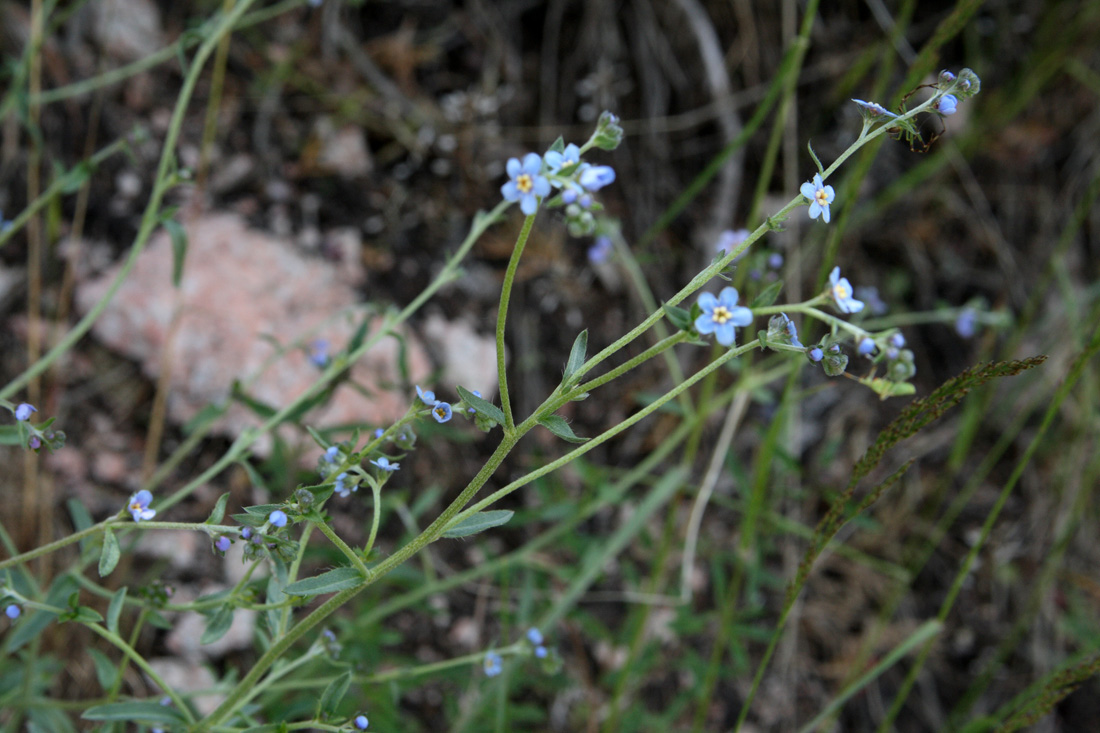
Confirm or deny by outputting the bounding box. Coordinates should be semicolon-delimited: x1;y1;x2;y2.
7;401;65;453
415;385;453;423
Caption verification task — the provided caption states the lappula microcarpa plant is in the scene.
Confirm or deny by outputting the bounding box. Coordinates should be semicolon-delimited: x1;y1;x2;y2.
0;58;1003;732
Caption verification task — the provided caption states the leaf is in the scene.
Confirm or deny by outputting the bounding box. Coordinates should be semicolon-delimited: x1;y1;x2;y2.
751;280;784;308
318;670;353;717
83;702;185;724
162;218;188;287
0;424;23;445
201;606;234;645
204;492;231;525
88;647;118;691
662;303;693;332
107;587;127;634
99;528;121;577
442;510;515;539
807;140;824;175
562;330;588;385
284;567;364;598
538;415;588;443
456;386;505;425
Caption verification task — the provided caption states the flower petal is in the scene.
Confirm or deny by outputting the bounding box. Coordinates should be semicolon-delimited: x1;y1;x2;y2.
697;291;718;313
715;321;736;346
800;182;817;200
694;313;716;335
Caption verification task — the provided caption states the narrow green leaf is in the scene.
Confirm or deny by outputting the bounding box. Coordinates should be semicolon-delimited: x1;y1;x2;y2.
162;218;188;287
538;415;588;443
456;386;505;425
83;701;185;724
318;670;353;717
662;303;693;332
563;329;588;384
88;648;118;691
284;567;364;598
204;492;231;525
201;606;234;645
442;510;515;538
107;587;127;634
807;140;824;175
751;280;784;308
99;528;121;577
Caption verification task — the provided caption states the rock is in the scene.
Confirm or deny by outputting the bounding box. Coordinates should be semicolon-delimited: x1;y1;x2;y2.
421;314;498;400
146;659;222;715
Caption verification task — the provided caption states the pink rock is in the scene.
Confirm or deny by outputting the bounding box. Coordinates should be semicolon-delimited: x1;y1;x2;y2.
75;213;431;454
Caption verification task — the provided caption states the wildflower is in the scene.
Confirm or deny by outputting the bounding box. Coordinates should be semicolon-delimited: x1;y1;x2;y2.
215;536;232;553
889;332;906;348
578;193;593;209
767;252;784;269
857;337;876;356
334;473;351;498
432;402;453;423
354;714;369;730
854;286;887;315
561;188;578;204
937;94;958;115
956;308;977;338
535;645;548;658
415;385;438;406
127;490;157;522
28;436;41;450
588;236;613;263
371;456;399;472
483;651;503;677
268;510;288;529
828;267;865;314
526;628;544;646
767;314;802;348
578;164;616;192
694;287;753;347
241;527;253;540
715;228;749;256
323;446;340;463
809;347;824;363
5;604;20;620
939;70;957;85
781;313;802;347
501;153;551;215
544;143;582;174
851;99;898;119
14;403;36;421
800;174;835;223
374;428;385;439
308;340;330;368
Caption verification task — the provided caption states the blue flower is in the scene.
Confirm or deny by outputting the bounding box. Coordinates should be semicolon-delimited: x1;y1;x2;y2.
4;604;20;620
889;332;906;348
828;267;865;314
323;446;340;463
544;143;582;174
501;153;551;215
215;536;231;553
373;428;385;439
526;627;544;646
334;472;351;498
354;714;369;730
694;287;753;347
767;252;784;269
483;651;503;677
14;403;36;421
857;337;876;356
128;490;157;522
809;347;824;363
715;228;750;257
371;456;399;472
781;313;802;347
851;99;897;119
588;236;613;264
415;385;438;406
854;286;887;315
309;340;330;368
800;174;836;223
578;164;616;191
269;510;288;528
535;645;548;658
241;527;253;540
956;308;977;338
578;193;593;209
432;403;453;423
937;94;958;115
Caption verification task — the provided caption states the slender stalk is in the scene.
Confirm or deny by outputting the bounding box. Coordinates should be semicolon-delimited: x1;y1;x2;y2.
495;212;538;431
311;519;369;578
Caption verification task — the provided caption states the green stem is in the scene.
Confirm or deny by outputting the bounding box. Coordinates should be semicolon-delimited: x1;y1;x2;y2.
364;481;383;557
311;519;369;578
495;212;538;431
83;623;194;722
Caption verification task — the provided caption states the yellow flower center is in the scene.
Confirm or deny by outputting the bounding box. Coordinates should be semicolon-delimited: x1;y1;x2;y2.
130;501;142;511
815;189;829;206
711;306;732;324
516;173;534;194
834;283;850;300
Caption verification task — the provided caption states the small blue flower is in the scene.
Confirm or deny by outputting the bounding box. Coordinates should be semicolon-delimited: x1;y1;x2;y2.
241;527;253;540
14;403;36;421
371;456;399;472
937;94;958;115
889;332;906;349
588;236;613;264
956;308;977;339
483;651;503;677
561;188;578;204
526;627;544;646
5;604;20;620
354;714;369;730
215;536;231;553
767;252;784;270
694;287;753;347
715;228;750;257
854;286;887;315
128;490;157;522
374;428;385;439
578;164;616;192
415;385;438;406
857;337;876;356
501;153;551;215
828;267;865;314
334;472;351;498
535;645;548;658
578;193;593;209
269;510;288;528
323;446;340;463
309;340;330;368
544;143;582;174
800;174;836;223
781;313;802;347
851;99;897;119
432;403;453;423
809;347;824;363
